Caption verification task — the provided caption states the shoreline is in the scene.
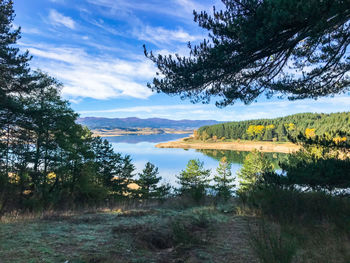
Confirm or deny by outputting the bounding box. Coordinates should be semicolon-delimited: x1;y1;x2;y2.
91;129;193;137
155;137;301;153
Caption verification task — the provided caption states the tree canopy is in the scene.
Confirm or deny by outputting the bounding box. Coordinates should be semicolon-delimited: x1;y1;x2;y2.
196;112;350;142
145;0;350;106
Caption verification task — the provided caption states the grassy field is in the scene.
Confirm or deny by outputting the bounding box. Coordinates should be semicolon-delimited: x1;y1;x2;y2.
1;198;349;263
0;202;258;263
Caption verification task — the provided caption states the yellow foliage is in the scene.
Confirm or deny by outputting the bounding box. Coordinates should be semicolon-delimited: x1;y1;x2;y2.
247;125;255;137
8;173;20;184
127;182;140;190
256;125;265;133
220;156;228;163
201;131;210;141
247;125;265;137
47;172;56;180
193;130;199;139
286;123;295;131
305;128;316;138
333;136;347;144
266;124;275;130
46;172;57;184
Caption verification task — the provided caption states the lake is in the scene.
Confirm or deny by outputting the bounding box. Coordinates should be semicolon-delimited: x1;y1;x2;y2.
107;134;286;186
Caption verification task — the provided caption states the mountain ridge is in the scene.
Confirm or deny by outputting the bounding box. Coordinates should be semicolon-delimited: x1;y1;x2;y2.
77;117;223;130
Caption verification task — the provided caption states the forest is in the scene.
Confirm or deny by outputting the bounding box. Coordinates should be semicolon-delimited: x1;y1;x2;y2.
0;1;174;214
196;112;350;142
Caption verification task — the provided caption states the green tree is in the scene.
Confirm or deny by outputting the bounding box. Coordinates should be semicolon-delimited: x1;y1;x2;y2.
92;137;122;188
0;0;33;213
275;130;350;191
145;0;350;106
263;128;273;141
213;157;235;201
177;159;211;202
137;162;162;199
111;155;136;198
238;150;274;193
0;0;32;112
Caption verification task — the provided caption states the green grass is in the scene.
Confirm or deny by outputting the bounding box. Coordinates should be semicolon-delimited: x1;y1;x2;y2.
2;195;349;263
0;206;235;263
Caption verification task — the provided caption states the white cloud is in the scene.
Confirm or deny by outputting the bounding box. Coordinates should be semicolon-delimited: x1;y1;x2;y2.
79;104;204;114
86;0;215;21
135;26;203;46
84;13;203;46
48;9;76;29
26;45;155;100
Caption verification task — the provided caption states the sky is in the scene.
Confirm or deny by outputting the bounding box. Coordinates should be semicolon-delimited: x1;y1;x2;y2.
13;0;350;121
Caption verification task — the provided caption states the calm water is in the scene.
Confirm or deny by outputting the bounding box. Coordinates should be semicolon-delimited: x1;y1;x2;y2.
107;134;286;186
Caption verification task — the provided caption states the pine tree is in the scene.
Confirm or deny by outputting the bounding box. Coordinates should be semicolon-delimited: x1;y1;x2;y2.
238;150;274;193
0;1;33;212
213;157;235;201
0;0;32;115
111;155;136;198
137;162;162;199
92;137;122;187
145;0;350;106
177;159;211;202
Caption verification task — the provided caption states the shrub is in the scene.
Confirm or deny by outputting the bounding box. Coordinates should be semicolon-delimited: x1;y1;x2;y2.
250;221;297;263
246;186;350;229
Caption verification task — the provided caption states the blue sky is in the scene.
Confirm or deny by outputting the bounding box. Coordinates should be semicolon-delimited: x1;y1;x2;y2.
13;0;350;121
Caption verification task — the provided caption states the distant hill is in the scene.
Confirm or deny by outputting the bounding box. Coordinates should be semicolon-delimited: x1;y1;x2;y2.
77;117;222;130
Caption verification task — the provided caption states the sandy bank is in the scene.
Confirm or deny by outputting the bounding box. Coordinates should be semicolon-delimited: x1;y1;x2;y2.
156;138;301;153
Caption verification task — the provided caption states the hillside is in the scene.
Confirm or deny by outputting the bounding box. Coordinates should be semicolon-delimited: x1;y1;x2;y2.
77;117;222;130
196;112;350;142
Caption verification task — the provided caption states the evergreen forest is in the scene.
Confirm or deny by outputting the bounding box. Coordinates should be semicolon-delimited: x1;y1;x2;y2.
197;112;350;142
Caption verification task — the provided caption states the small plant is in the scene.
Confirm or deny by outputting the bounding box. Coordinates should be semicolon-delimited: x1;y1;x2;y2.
171;219;198;246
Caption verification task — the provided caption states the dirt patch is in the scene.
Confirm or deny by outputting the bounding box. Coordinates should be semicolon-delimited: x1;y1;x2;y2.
208;216;260;263
139;230;174;250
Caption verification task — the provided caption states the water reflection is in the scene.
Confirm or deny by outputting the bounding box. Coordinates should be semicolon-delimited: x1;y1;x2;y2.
197;149;287;168
105;133;192;144
107;134;287;187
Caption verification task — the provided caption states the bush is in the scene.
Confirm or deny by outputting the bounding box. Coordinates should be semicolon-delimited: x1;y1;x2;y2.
250;221;297;263
246;186;350;229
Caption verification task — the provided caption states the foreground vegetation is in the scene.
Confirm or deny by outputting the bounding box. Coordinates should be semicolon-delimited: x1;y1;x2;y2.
1;191;349;263
0;201;257;263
